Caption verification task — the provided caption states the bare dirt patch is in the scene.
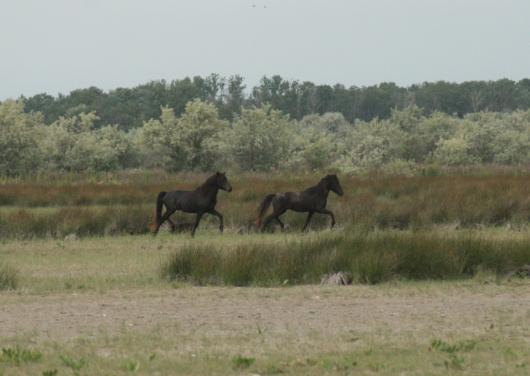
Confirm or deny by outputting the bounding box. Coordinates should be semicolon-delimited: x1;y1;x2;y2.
1;284;528;343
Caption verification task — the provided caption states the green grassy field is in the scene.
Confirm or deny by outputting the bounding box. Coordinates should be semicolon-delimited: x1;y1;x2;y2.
1;173;529;374
1;229;529;292
1;230;529;375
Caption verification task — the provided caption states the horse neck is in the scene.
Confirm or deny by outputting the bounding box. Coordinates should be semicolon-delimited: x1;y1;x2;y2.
197;179;219;200
315;179;330;198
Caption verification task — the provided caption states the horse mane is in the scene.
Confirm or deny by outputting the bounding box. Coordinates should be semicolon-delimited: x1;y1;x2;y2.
197;173;218;193
318;175;330;189
304;176;328;195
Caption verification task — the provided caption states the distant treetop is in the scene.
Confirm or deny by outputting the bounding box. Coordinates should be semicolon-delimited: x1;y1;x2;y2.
18;74;530;131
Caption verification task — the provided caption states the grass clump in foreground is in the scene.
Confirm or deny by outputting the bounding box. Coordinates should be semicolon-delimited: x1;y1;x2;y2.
0;346;42;365
231;355;255;370
0;262;18;290
161;231;530;286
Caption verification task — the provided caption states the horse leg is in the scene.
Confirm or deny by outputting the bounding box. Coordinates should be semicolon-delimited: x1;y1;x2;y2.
191;212;204;237
166;217;177;233
302;212;314;232
262;209;286;232
208;209;224;233
275;217;285;231
261;213;275;231
153;208;176;235
315;209;336;228
162;203;176;232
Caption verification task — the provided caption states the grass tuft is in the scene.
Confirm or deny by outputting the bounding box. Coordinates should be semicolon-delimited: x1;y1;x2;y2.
60;354;88;373
231;355;255;370
0;262;19;290
430;339;477;353
0;346;42;365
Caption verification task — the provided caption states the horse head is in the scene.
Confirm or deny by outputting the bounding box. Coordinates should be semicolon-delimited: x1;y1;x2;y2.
326;174;343;196
215;172;233;192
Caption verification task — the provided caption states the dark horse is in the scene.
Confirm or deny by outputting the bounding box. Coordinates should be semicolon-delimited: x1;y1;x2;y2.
151;172;232;236
256;174;343;231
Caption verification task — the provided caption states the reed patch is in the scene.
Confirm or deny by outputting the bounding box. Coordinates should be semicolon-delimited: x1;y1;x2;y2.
161;231;530;286
1;173;530;238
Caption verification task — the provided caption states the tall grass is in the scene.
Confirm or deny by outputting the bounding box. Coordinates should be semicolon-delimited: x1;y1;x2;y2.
1;172;529;238
0;262;19;290
161;231;530;286
0;205;151;238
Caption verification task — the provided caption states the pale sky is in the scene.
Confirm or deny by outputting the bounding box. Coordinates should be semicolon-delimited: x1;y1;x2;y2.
1;0;529;99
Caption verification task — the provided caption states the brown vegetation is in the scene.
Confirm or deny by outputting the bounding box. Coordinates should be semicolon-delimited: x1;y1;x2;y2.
1;172;529;238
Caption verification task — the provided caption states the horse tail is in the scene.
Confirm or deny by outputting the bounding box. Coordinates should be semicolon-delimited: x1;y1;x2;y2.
256;193;275;227
152;191;167;231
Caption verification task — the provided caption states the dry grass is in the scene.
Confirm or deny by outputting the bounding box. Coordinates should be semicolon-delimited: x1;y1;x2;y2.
1;172;530;238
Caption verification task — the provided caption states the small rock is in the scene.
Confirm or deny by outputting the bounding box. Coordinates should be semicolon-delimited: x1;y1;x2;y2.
320;272;353;286
64;233;79;241
237;221;260;235
506;264;530;279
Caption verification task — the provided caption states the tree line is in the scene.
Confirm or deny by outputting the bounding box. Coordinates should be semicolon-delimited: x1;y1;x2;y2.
1;98;529;177
19;75;530;130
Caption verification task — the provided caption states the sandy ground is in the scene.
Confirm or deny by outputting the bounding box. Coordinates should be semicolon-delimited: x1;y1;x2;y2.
1;284;529;343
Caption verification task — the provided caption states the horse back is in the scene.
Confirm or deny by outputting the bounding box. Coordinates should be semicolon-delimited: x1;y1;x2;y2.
284;190;327;212
164;190;216;213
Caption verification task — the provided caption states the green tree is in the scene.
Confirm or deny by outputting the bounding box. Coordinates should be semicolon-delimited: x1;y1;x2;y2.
228;105;293;171
432;136;476;166
178;99;229;171
220;75;245;120
0;100;44;176
94;125;138;170
297;127;336;171
392;106;459;162
136;106;186;170
41;112;118;172
339;118;406;172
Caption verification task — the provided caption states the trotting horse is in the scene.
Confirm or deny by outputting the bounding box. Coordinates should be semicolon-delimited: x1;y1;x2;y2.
255;174;344;231
151;172;232;236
